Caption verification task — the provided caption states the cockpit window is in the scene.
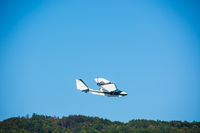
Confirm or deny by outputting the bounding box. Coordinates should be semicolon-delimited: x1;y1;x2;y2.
112;89;122;95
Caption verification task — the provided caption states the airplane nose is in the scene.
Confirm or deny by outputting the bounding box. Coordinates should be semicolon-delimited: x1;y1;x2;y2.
120;91;128;96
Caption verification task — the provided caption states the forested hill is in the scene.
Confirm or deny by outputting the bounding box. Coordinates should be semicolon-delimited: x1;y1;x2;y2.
0;114;200;133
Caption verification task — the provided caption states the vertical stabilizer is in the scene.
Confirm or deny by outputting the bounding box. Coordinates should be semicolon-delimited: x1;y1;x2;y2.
76;79;89;91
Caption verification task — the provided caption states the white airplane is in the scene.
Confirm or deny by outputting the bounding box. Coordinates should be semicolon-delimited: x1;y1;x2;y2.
76;78;128;97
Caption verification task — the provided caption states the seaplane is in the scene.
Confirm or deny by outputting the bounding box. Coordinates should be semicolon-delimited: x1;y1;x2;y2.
75;78;128;97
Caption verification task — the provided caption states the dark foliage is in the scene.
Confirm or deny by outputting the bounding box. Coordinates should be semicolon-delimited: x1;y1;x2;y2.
0;114;200;133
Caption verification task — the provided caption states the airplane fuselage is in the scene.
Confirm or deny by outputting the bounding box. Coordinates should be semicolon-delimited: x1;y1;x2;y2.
86;89;128;97
76;78;128;97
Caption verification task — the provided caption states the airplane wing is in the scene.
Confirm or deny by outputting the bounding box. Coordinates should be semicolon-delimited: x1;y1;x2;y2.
94;78;117;92
94;78;111;85
101;83;117;92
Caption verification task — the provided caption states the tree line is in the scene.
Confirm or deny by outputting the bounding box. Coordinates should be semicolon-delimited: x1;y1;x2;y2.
0;113;199;133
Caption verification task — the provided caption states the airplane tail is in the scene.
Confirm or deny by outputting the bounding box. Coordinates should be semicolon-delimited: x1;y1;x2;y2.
76;79;90;92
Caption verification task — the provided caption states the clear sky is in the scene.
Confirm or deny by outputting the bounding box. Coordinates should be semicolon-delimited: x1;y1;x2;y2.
0;0;200;122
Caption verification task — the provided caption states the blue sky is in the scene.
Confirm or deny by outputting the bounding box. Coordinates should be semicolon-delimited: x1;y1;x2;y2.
0;0;200;122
